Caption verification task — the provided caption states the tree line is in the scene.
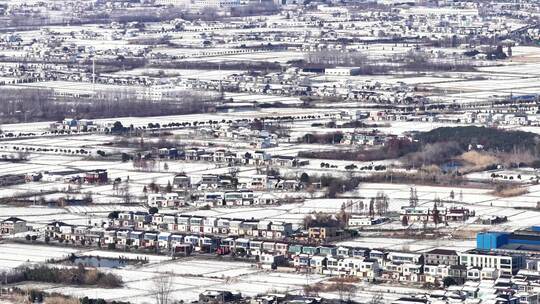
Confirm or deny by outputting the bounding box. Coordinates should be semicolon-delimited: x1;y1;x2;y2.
0;87;220;123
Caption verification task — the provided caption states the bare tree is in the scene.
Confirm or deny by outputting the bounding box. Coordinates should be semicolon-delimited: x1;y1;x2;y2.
409;187;418;207
374;191;389;216
432;203;440;226
368;198;375;217
122;180;131;204
154;273;174;304
333;278;357;304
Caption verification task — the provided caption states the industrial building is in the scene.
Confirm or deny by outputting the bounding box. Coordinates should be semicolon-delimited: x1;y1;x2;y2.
477;227;540;253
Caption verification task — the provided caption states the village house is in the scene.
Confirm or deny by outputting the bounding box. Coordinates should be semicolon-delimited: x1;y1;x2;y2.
84;169;108;184
142;231;158;249
348;216;388;227
116;211;134;228
116;230;131;247
133;212;152;229
157;232;172;250
195;174;220;190
45;221;74;241
308;226;338;242
271;155;306;167
50;118;96;132
147;192;185;208
177;215;190;232
259;253;288;268
103;229;117;246
173;174;191;189
382;252;424;282
400;206;472;224
254;193;280;205
424;249;459;266
153;147;180;159
184;148;205;161
0;217;28;234
341;132;385;146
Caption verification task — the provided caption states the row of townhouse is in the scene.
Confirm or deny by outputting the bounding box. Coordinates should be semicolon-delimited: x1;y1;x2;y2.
172;173;305;192
462;111;538;126
148;190;276;208
194;191;281;207
400;206;474;224
340;131;390;146
294;247;528;284
41;221;422;280
201;127;279;149
26;169;108;184
49;118;96;132
183;148;307;168
45;221;104;245
112;212;295;240
42;220;534;285
172;173;236;191
147;192;186;208
423;249;528;285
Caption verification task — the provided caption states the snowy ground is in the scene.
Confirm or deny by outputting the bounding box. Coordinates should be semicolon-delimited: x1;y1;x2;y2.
0;243;417;304
0;243;79;271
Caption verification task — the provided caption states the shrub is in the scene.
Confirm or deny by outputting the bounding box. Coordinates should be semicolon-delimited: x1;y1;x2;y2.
491;184;529;197
10;265;123;288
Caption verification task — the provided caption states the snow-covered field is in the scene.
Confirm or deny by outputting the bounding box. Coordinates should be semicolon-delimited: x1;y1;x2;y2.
0;243;321;303
44;264;325;304
0;243;79;270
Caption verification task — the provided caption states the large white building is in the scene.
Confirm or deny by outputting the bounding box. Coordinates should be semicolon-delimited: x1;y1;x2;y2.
459;250;524;275
189;0;240;9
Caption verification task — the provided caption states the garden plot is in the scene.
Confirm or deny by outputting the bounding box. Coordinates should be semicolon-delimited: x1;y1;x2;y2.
186;204;306;224
66;205;146;215
478;63;540;76
428;76;540;95
0;157;77;176
0;205;69;219
36;254;424;304
142;259;257;277
0;243;80;270
0;205;102;227
0;181;68;199
41;257;326;304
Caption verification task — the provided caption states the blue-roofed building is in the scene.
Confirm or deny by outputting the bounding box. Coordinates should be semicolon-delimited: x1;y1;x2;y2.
477;232;509;250
477;227;540;252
